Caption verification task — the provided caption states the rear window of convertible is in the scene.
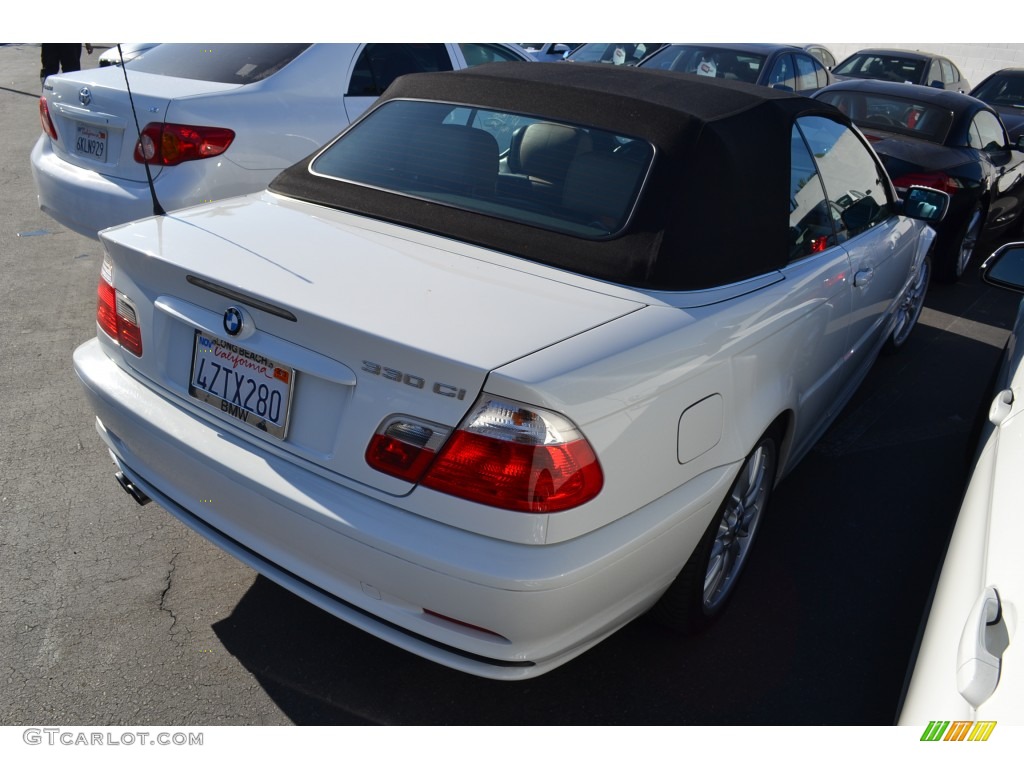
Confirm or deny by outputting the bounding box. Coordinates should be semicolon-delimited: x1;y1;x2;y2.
309;99;655;239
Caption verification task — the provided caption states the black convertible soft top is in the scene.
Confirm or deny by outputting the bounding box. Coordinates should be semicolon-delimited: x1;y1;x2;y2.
270;62;850;290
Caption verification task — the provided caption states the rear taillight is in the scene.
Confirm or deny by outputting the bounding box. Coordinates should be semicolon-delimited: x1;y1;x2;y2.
134;122;235;166
97;279;119;339
367;398;603;513
96;257;143;357
366;417;451;483
423;397;603;513
39;97;58;140
892;171;963;196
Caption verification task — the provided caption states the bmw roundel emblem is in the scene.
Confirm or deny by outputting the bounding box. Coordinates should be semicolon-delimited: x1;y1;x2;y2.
223;307;243;337
78;87;92;106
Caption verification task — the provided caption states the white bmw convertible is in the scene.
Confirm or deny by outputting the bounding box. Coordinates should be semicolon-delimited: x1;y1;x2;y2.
73;62;947;679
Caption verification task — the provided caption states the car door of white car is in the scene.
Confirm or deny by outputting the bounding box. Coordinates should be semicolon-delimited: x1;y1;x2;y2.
342;43;460;125
782;121;855;458
798;115;917;385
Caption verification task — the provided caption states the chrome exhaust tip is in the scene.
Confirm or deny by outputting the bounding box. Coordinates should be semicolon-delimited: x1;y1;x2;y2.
115;471;151;506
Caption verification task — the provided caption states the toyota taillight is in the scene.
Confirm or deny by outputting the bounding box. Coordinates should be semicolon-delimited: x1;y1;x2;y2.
134;122;235;166
39;97;58;140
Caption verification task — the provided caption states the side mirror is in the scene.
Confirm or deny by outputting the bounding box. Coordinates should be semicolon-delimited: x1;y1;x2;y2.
900;185;949;223
929;80;944;89
981;242;1024;293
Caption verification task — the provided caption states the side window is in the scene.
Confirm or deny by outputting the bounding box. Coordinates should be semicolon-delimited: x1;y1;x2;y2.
789;125;835;260
347;43;454;97
767;54;796;91
927;61;942;87
941;59;956;85
969;110;1008;151
458;43;525;67
796;115;894;240
794;54;825;91
815;47;836;70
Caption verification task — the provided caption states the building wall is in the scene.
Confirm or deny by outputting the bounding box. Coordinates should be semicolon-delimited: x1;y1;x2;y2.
826;43;1024;90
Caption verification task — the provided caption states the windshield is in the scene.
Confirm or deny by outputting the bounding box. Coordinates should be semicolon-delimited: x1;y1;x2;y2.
640;45;767;85
973;74;1024;108
833;53;926;84
310;99;654;239
126;43;310;84
568;44;661;65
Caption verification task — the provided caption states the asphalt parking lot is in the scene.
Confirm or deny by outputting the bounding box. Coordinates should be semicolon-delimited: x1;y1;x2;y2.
1;42;1022;726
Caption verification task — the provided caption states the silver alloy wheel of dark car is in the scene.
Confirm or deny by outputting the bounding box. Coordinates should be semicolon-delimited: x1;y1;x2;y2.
702;438;776;613
885;255;931;353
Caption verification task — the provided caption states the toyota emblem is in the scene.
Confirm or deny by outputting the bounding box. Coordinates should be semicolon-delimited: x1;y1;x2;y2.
78;87;92;106
223;307;243;337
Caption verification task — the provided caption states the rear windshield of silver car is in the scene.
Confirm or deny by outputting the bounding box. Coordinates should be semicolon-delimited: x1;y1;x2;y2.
309;99;655;239
125;43;311;84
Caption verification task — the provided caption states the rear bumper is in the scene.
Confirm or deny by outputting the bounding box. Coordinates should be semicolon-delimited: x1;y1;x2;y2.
73;337;733;679
30;135;268;239
31;134;162;238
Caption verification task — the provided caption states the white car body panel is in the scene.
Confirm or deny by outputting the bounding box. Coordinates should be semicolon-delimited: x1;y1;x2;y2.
899;297;1024;724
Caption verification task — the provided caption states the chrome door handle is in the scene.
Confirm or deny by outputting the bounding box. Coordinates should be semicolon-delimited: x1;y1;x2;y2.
854;267;874;287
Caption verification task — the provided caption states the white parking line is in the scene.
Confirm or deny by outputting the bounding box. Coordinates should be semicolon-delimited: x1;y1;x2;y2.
918;306;1011;349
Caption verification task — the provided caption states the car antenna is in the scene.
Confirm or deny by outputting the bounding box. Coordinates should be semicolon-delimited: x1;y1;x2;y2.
117;44;165;217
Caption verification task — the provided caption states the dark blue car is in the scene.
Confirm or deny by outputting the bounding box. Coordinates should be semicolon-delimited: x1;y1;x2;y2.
638;43;832;96
971;68;1024;142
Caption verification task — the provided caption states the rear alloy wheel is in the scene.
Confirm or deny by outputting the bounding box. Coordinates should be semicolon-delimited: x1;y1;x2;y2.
883;254;931;354
938;203;983;282
651;435;777;632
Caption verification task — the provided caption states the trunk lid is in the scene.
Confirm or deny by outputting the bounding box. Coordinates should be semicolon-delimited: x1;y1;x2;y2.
857;129;975;181
42;67;240;183
99;193;645;495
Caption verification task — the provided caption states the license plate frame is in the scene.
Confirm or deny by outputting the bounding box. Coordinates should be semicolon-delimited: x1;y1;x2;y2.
73;122;108;162
188;330;294;440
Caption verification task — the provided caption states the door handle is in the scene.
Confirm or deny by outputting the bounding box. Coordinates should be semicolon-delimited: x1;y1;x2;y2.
957;587;1010;708
854;267;874;287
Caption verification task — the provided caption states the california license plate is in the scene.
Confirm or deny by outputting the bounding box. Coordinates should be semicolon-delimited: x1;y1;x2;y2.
74;122;107;162
188;331;294;439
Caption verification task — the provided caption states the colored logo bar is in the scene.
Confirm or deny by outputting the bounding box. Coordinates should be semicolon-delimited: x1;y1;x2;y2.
920;721;997;741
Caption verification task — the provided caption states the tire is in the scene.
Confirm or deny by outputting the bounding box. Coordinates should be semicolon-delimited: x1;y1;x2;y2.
936;203;983;283
883;253;931;354
650;434;778;633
